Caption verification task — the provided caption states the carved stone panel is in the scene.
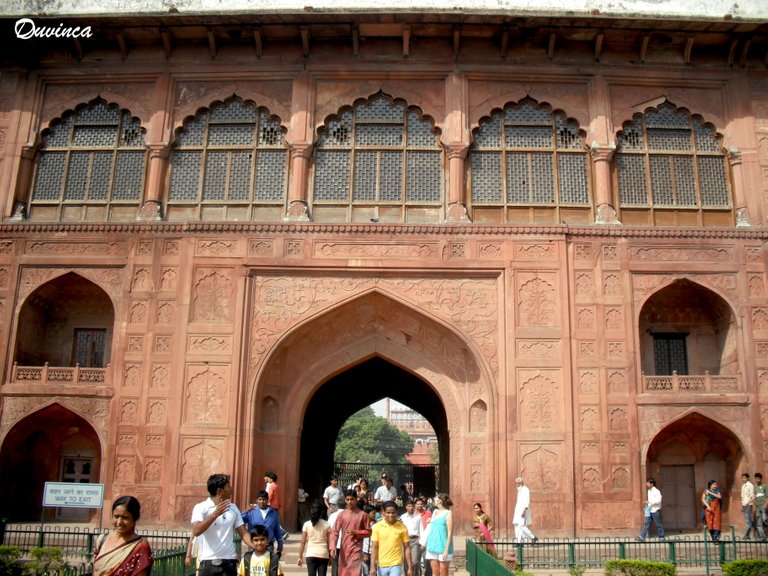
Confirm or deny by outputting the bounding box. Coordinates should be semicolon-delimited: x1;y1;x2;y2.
517;272;558;327
184;364;229;425
519;370;562;432
192;268;234;323
180;436;227;486
519;442;564;492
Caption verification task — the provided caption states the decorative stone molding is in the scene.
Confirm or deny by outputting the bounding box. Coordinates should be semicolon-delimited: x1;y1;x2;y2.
0;396;110;440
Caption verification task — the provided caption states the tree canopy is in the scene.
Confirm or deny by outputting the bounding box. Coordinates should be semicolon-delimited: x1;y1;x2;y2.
334;406;414;464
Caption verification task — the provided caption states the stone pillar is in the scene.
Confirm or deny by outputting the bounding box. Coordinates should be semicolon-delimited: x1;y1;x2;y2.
137;142;170;220
9;144;37;220
284;142;313;221
590;143;620;225
727;148;750;227
446;143;470;222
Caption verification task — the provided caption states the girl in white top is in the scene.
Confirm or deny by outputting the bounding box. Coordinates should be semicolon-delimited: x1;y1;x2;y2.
298;502;331;576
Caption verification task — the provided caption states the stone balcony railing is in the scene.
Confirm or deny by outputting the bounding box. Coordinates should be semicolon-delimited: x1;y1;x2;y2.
10;362;108;385
642;371;739;393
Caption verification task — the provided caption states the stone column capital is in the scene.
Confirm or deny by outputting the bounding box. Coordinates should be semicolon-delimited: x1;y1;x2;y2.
444;142;470;160
146;142;172;159
287;141;315;159
589;142;616;163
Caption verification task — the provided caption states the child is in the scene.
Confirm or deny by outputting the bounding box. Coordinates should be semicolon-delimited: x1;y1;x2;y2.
360;505;375;576
238;525;280;576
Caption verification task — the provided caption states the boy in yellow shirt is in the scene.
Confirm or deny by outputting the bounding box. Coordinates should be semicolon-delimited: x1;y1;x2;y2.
238;526;280;576
371;501;412;576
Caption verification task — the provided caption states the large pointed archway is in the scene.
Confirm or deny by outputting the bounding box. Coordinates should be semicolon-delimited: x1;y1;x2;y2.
645;411;744;533
299;356;448;508
0;403;102;521
241;286;498;535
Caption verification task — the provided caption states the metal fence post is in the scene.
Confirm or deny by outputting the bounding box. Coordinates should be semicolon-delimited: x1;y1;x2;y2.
0;518;7;546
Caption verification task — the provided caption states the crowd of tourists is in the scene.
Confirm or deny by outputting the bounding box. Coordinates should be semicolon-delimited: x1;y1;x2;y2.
95;468;768;576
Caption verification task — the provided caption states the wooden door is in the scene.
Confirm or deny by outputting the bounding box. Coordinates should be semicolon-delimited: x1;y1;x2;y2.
660;465;696;531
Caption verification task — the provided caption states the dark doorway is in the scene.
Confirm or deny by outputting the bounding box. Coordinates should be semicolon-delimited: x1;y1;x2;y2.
0;404;101;521
299;356;448;506
660;465;696;530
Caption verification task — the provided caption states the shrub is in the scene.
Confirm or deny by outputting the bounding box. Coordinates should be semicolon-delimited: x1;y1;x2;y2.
605;559;676;576
515;570;536;576
570;564;587;576
723;560;768;576
0;546;22;576
24;547;68;576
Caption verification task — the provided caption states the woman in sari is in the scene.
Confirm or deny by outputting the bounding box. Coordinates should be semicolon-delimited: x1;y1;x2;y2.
94;496;153;576
471;503;495;554
702;480;722;542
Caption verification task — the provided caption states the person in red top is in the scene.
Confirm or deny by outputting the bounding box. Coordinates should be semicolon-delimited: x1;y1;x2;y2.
330;490;371;576
415;498;432;576
265;471;281;511
265;471;289;541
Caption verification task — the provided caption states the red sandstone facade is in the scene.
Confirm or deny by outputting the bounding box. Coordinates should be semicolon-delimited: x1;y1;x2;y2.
0;8;767;538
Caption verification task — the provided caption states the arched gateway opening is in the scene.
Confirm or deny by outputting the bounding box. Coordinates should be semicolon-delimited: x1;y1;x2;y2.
244;286;496;534
299;356;448;506
646;412;743;532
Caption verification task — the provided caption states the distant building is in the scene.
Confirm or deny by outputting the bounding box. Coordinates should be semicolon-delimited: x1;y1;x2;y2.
383;399;437;465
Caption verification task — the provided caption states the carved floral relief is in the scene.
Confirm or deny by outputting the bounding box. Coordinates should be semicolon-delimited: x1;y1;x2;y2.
517;273;558;327
193;268;233;322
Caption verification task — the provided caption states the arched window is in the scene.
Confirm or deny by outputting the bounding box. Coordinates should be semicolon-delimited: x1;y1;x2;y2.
313;92;444;223
469;98;590;224
29;99;146;222
167;97;288;221
615;102;731;226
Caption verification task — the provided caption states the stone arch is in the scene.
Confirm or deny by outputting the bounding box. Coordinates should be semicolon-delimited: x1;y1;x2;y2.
614;96;726;141
0;403;102;521
171;93;289;141
242;289;496;534
637;277;739;381
39;93;149;134
469;88;589;134
644;410;744;532
13;271;116;369
315;87;443;136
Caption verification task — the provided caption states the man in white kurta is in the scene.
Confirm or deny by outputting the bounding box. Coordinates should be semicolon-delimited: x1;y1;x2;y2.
513;477;537;543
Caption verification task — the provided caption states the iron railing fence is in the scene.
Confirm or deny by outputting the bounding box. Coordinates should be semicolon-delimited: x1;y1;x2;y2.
1;524;236;576
332;462;438;498
466;534;768;575
1;525;191;562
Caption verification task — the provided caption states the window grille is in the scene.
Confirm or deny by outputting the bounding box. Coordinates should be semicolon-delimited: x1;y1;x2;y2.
652;333;688;376
469;98;590;222
313;93;443;222
616;102;731;220
29;99;147;221
168;97;288;221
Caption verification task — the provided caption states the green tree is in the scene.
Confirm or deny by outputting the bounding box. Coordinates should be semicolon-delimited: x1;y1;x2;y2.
335;407;414;464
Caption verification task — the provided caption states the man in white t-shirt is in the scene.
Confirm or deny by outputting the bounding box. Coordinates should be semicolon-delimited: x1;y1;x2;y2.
374;473;398;505
400;500;422;576
328;497;345;576
192;473;256;576
324;476;344;515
